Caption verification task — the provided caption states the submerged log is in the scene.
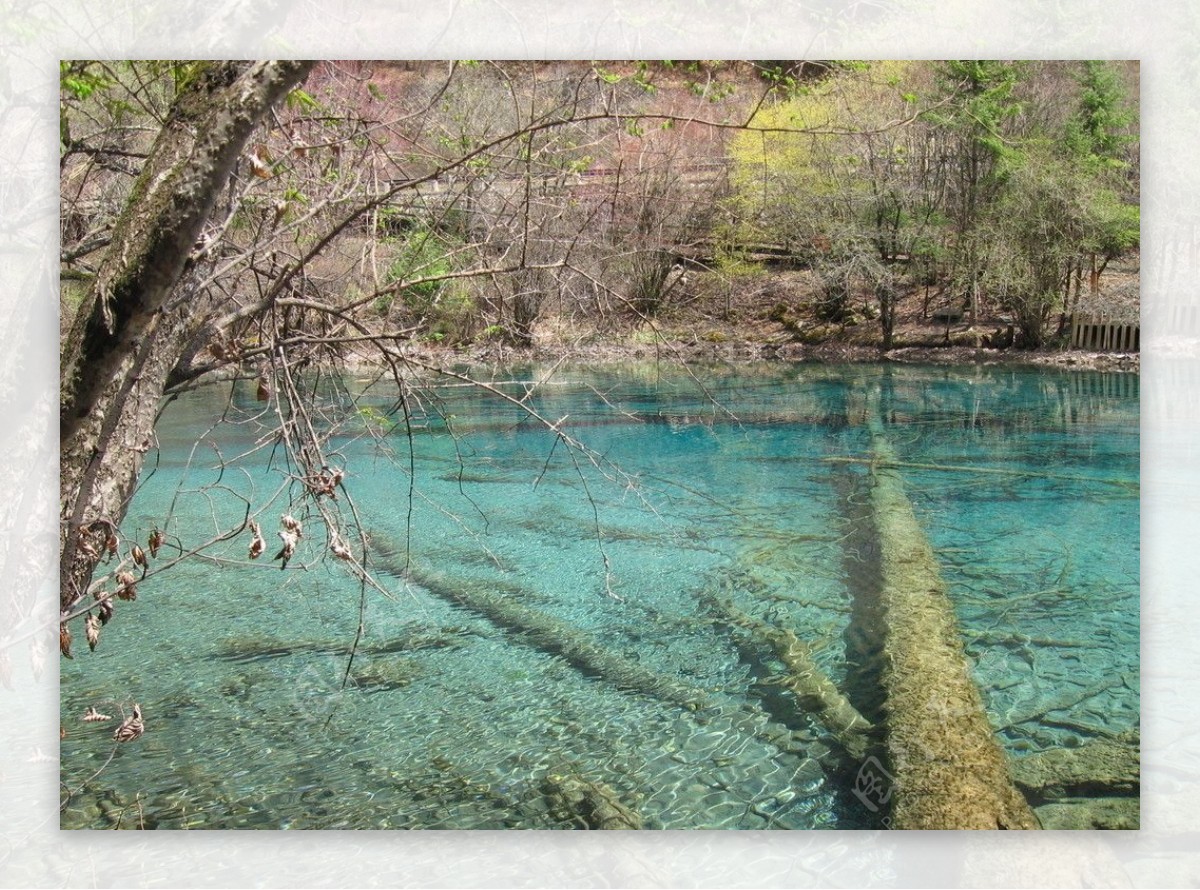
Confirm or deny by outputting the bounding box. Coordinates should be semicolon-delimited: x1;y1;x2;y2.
365;533;709;710
1032;797;1139;830
541;772;643;830
370;534;835;767
999;673;1132;735
702;589;872;760
1014;718;1139;830
866;407;1039;830
771;628;872;760
407;566;708;710
823;455;1135;492
1009;730;1139;799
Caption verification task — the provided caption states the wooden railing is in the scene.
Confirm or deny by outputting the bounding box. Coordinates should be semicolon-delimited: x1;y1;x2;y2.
1070;314;1140;352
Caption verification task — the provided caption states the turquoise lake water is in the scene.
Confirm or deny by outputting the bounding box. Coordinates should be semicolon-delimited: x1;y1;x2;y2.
60;362;1139;829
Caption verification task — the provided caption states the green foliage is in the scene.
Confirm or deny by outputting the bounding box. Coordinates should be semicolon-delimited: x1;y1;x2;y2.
713;247;766;280
725;61;928;264
592;60;738;102
428;286;478;343
630;326;669;346
979;141;1121;345
286;88;321;112
724;95;827;251
1088;195;1140;256
595;67;623;85
373;293;394;315
142;60;205;96
926;60;1025;166
969;61;1138;346
752;60;858;96
385;227;453;301
60;61;113;100
1068;61;1134;163
752;61;801;96
720;59;1138;349
357;404;399;435
591;62;657;92
374;205;412;238
60;60;218;155
633;61;657;94
381;227;479;342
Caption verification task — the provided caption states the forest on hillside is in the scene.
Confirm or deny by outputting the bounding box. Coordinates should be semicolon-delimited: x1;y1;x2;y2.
61;60;1139;362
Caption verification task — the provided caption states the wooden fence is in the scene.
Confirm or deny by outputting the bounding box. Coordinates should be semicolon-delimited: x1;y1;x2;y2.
1070;314;1140;352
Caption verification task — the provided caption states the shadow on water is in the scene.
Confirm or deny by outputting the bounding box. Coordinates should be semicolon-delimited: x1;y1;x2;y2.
831;467;889;728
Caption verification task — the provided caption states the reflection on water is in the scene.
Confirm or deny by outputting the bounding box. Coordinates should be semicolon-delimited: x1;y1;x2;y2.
61;363;1139;829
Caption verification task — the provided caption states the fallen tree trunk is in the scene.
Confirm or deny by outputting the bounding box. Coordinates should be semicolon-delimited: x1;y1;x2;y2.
368;534;835;765
541;771;643;829
823;456;1135;491
866;399;1039;830
367;535;708;710
701;588;872;760
1009;730;1139;799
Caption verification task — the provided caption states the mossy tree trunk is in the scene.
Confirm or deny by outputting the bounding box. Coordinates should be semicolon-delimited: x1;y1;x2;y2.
865;389;1038;829
59;60;314;612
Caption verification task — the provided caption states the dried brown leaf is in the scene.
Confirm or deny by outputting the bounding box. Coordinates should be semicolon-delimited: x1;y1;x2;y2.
85;614;101;651
59;624;72;659
113;705;144;743
77;534;98;560
274;529;297;569
248;153;273;179
116;586;136;602
248;520;265;559
115;571;137;601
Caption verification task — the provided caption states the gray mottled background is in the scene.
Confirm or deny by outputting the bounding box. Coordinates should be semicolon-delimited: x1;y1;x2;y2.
3;1;1194;885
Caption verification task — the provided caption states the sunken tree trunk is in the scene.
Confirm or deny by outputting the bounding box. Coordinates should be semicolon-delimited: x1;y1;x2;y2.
865;392;1038;829
59;60;314;613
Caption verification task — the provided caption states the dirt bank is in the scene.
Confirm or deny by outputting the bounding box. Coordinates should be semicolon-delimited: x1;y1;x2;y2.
381;337;1140;374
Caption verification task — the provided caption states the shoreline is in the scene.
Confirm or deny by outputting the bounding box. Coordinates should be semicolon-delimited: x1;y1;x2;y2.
354;338;1142;374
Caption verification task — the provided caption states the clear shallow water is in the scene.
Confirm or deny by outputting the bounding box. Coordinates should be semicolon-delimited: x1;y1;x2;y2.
60;362;1139;829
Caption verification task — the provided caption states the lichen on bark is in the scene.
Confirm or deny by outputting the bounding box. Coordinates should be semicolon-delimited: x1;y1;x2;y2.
59;60;314;611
